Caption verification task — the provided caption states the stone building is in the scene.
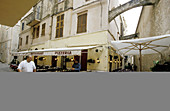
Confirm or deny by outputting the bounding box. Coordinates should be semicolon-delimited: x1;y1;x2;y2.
0;23;20;64
135;0;170;71
16;0;126;72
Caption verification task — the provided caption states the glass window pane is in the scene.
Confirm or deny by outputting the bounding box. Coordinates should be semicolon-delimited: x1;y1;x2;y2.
61;14;64;20
37;26;40;38
83;14;87;24
60;28;63;37
56;29;59;38
61;22;63;26
57;16;60;21
42;24;46;35
82;25;86;32
78;16;81;26
57;23;59;27
77;27;81;33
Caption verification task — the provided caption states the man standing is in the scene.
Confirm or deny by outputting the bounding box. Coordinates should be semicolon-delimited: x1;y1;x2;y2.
17;55;36;72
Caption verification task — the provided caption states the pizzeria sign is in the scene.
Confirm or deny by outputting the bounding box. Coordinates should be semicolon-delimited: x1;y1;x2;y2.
12;51;82;56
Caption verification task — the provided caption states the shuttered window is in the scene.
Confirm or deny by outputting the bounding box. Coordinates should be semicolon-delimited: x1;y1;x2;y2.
56;14;64;38
36;25;40;38
19;38;22;46
77;13;87;33
33;25;40;39
26;36;29;45
41;23;46;36
33;28;36;39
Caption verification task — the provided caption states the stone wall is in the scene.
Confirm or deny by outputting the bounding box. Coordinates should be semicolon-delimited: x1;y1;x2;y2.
136;0;170;71
0;24;20;64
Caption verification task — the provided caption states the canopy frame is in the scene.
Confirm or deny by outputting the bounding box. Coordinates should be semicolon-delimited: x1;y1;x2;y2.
111;34;170;71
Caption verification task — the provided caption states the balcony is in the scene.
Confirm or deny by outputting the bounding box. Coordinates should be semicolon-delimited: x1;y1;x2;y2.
54;0;73;14
26;12;41;26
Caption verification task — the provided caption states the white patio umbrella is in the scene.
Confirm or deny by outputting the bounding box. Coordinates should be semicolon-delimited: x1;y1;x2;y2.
111;34;170;71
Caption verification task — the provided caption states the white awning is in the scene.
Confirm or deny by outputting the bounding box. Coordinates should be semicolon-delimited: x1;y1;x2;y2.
11;46;97;56
111;34;170;55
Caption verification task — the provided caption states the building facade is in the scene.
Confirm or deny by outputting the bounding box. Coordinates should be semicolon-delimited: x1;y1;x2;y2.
135;0;170;71
0;23;20;64
17;0;126;72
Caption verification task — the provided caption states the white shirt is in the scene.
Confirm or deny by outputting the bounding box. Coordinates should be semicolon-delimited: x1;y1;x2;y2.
18;60;36;72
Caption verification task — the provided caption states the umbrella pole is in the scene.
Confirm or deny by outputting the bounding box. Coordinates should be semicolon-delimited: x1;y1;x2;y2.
139;45;142;72
122;56;125;70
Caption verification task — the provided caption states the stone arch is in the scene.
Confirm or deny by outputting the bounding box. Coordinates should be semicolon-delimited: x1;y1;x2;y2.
109;0;159;22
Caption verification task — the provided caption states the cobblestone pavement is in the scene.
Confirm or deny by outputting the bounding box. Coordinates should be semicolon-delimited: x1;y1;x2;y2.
0;62;15;72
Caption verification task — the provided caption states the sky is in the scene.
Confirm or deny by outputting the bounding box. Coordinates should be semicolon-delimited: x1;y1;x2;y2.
119;0;142;35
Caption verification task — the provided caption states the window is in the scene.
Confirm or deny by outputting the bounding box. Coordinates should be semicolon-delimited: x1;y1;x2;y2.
19;38;22;46
22;22;24;31
26;36;29;44
37;6;40;19
58;0;64;3
77;13;87;33
33;27;36;39
36;25;40;38
5;43;7;49
56;14;64;38
33;25;40;39
41;23;46;36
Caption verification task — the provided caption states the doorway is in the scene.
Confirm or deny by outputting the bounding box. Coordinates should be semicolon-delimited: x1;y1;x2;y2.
61;56;67;69
81;50;88;71
34;56;38;66
52;56;57;67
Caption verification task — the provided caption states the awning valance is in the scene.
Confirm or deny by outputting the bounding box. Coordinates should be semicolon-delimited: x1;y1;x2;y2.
11;46;97;56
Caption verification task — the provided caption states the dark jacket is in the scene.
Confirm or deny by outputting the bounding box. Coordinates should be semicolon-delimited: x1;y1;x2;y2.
72;63;81;71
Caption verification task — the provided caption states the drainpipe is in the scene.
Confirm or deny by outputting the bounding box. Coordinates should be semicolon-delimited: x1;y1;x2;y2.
49;0;56;40
40;0;44;19
49;15;54;40
99;0;103;29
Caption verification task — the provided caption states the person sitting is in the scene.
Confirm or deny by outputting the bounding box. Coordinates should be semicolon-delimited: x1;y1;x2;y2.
71;60;81;72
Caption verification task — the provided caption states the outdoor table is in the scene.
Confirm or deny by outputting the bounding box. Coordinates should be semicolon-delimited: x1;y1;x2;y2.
36;69;48;72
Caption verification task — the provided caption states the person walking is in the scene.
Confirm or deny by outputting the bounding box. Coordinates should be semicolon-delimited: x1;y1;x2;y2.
17;55;36;72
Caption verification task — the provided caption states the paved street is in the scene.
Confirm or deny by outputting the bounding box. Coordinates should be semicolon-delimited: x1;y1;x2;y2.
0;62;15;72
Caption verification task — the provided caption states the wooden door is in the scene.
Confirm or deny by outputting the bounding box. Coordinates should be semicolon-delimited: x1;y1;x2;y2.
81;50;88;71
